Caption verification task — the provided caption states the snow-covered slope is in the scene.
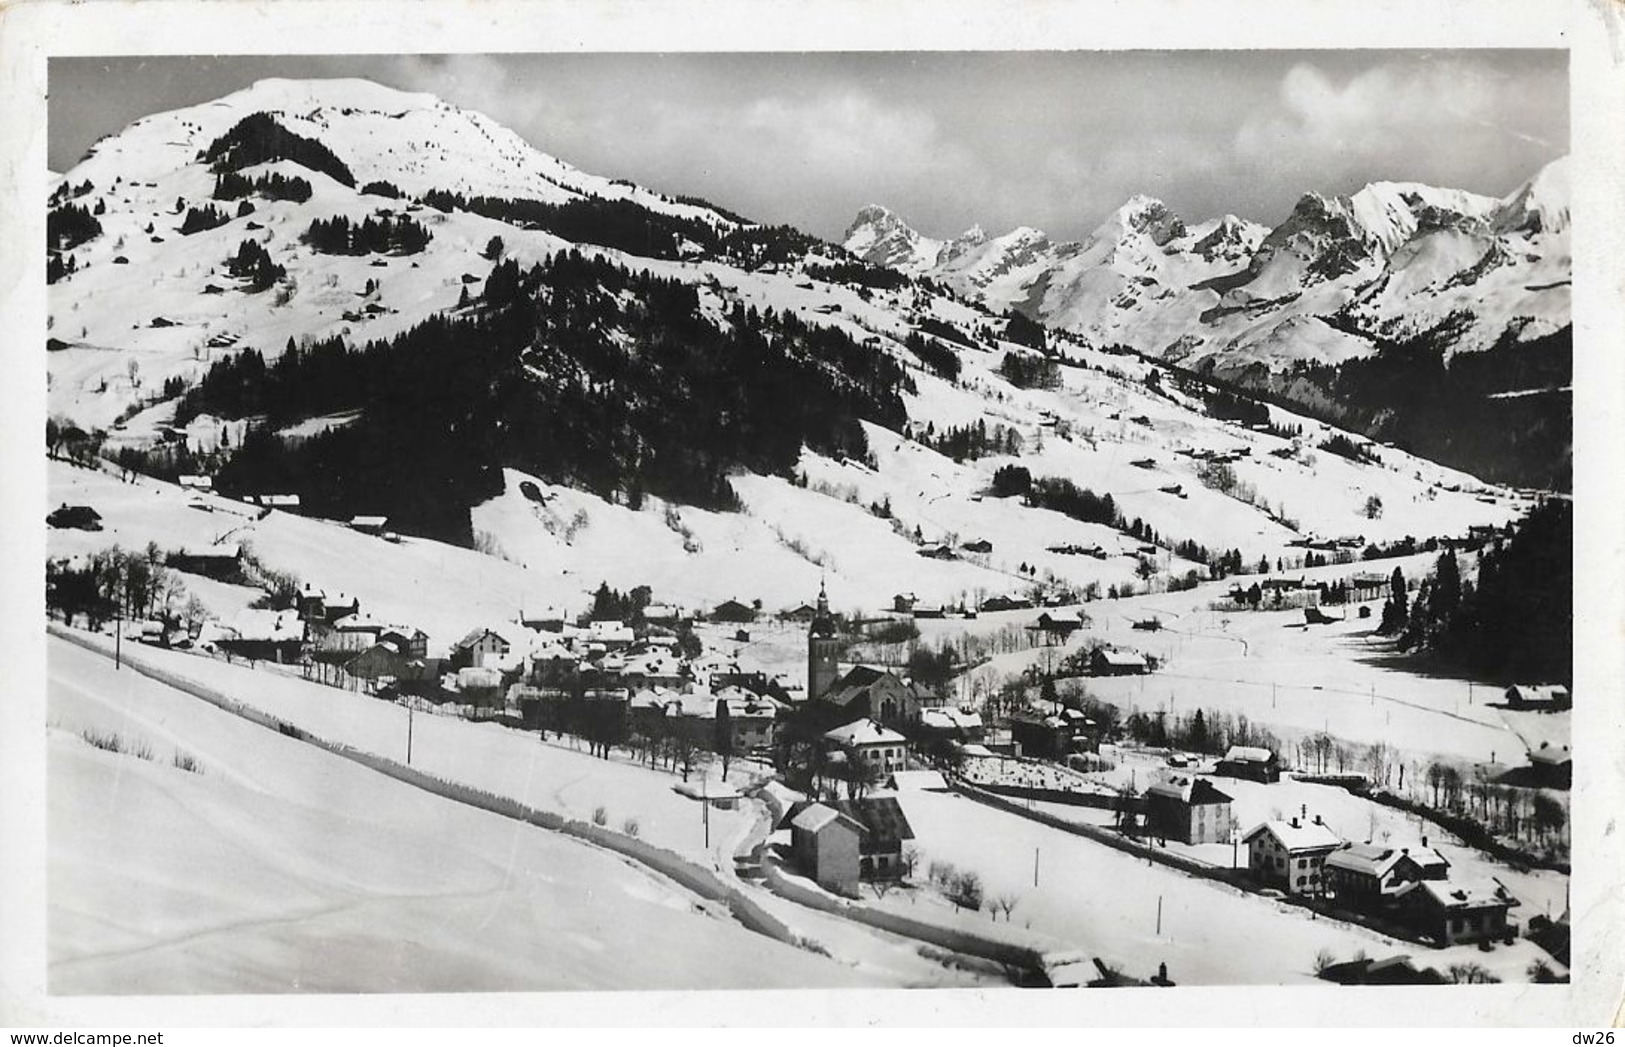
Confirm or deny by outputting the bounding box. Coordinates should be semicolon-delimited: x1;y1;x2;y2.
47;77;1534;622
845;160;1570;375
47;634;881;992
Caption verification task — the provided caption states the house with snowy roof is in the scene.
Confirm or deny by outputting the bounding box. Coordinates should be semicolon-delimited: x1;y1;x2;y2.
789;802;865;896
918;707;985;743
451;626;520;671
165;542;241;580
348;515;390;535
1216;744;1282;783
1322;842;1448;909
1144;775;1234;845
1090;648;1149;676
1400;879;1519;946
1504;684;1570;711
1242;816;1343;895
214;608;306;663
1526;742;1573;788
823;718;909;776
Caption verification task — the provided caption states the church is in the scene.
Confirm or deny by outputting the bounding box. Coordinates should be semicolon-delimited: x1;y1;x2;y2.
805;584;943;727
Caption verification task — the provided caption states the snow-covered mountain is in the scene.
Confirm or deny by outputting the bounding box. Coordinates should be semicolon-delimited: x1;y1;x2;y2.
844;160;1571;377
47;77;1537;614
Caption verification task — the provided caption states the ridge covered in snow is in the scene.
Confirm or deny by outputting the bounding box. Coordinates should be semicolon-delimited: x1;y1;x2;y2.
844;159;1570;376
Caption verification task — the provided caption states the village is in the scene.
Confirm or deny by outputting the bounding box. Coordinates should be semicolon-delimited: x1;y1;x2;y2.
44;465;1573;988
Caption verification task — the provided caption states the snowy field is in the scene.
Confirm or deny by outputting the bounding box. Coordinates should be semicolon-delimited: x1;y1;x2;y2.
46;635;874;993
893;788;1560;985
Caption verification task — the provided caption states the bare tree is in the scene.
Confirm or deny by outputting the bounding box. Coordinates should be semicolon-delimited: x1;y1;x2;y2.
992;892;1020;922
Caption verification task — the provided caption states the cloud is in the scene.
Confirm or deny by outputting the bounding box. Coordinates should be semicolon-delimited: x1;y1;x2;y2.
1233;57;1564;198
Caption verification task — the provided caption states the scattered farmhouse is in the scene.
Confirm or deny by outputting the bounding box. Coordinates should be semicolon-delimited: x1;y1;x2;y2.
1090;648;1149;676
1504;684;1571;711
1215;745;1282;783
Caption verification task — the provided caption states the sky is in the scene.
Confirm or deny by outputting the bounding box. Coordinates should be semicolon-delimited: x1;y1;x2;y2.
49;51;1568;243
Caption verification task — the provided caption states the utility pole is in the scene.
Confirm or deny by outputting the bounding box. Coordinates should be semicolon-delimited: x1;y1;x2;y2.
1034;847;1040;887
406;704;414;765
1156;894;1163;935
703;776;710;849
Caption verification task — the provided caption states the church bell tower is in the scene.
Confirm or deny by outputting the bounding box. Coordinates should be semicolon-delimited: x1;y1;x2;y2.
807;582;840;701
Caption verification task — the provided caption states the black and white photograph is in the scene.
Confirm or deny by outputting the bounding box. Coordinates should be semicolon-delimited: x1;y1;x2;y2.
3;0;1623;1031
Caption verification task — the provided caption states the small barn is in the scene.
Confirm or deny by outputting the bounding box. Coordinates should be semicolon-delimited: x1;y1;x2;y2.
834;796;916;882
1215;745;1281;783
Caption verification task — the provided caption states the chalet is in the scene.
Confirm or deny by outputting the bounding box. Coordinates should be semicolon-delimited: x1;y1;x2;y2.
1143;775;1234;845
789;803;865;896
251;493;302;511
165;543;242;580
587;619;635;649
1090;648;1149;676
348;515;390;535
1526;743;1573;788
778;603;818;623
177;474;213;491
1317;955;1445;986
823;718;908;776
1130;457;1157;469
344;642;437;687
1010;714;1089;760
642;604;683;625
1504;684;1571;711
1322;843;1447;909
1347;573;1389;602
834;796;916;882
377;625;429;660
710;599;757;623
1035;610;1086;642
320;592;361;625
46;504;102;531
320;612;386;654
960;538;993;554
1243;817;1342;895
1215;745;1281;783
918;707;985;743
521;608;569;633
891;593;918;614
452;627;515;670
1401;879;1518;946
980;594;1033;613
214;608;305;664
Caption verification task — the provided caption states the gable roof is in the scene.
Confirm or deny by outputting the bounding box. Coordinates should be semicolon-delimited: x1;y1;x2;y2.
1223;745;1275;764
1324;842;1414;878
790;802;865;836
1094;648;1147;666
1243;819;1342;852
824;718;907;747
1146;775;1233;805
1412;878;1518;911
834;796;915;842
